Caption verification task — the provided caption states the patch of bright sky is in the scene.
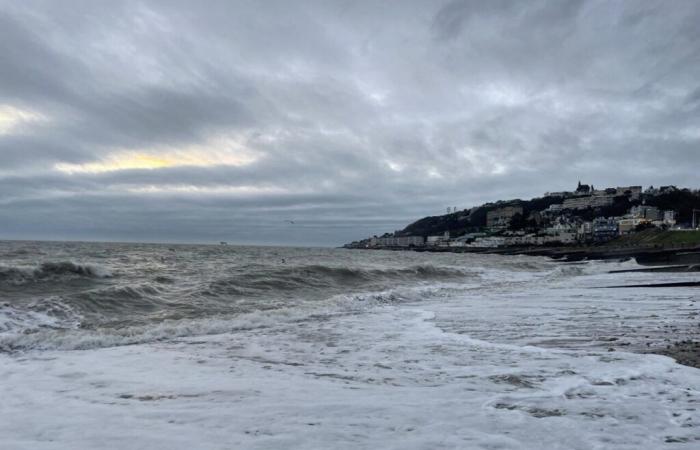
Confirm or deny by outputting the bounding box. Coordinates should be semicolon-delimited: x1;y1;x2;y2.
127;185;288;195
54;134;259;174
458;147;508;175
356;80;390;106
0;105;46;135
468;82;530;108
386;160;404;172
426;167;443;179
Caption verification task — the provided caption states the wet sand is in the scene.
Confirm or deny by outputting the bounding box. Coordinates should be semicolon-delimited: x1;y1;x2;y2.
584;264;700;368
659;340;700;369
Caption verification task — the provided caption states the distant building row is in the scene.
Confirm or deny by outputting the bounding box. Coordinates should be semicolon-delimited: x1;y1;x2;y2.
345;182;691;250
544;182;642;201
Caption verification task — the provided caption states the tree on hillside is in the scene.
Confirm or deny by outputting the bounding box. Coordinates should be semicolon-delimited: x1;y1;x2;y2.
645;190;700;224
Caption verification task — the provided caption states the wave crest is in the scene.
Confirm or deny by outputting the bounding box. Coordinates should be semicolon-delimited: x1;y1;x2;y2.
0;283;464;352
207;264;470;296
0;261;112;286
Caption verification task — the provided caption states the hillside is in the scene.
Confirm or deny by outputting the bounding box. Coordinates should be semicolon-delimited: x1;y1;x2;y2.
394;188;700;239
644;190;700;223
604;229;700;248
396;196;566;237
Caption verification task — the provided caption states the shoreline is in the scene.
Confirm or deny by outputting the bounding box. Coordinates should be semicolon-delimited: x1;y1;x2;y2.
656;341;700;369
349;244;700;370
349;241;700;265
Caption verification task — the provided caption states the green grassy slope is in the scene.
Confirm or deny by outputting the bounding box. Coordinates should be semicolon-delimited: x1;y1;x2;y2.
606;229;700;247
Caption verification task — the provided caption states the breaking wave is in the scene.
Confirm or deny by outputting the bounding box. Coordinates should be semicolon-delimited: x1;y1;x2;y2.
252;264;471;283
0;261;112;286
0;242;549;354
207;264;471;295
0;283;463;352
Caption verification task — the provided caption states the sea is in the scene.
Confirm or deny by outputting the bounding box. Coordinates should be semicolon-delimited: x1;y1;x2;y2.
1;240;699;449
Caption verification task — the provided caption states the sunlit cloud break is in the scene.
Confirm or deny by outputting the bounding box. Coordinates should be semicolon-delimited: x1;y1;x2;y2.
2;0;700;247
55;135;260;174
0;104;46;135
127;185;289;195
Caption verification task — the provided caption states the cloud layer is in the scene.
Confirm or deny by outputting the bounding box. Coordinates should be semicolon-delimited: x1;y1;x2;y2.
1;0;699;245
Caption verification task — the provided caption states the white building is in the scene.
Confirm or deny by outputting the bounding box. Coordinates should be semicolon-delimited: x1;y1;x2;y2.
544;222;578;244
563;195;614;210
618;218;646;234
577;222;593;240
467;236;507;248
543;191;571;198
630;205;661;221
426;231;450;246
663;210;677;226
373;236;425;247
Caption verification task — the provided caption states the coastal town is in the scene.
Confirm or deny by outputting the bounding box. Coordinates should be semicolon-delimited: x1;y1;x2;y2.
345;182;700;251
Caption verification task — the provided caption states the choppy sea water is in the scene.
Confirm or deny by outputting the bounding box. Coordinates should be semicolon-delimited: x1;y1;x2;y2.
1;240;699;449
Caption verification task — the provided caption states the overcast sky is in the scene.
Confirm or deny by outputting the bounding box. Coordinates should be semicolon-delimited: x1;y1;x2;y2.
1;0;699;246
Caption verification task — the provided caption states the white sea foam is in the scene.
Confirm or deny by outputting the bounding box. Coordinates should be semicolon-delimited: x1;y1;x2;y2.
1;243;699;449
2;300;699;449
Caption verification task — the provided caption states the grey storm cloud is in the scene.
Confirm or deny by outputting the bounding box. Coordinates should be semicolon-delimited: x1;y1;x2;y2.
0;0;699;245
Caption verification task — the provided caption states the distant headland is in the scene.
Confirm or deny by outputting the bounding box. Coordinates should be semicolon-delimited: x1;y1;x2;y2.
344;182;700;266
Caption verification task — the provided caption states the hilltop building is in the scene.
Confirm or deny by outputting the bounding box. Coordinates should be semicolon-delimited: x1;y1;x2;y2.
543;182;642;210
346;181;695;251
645;185;678;196
544;191;571;198
545;182;641;203
575;181;592;195
563;195;614;210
